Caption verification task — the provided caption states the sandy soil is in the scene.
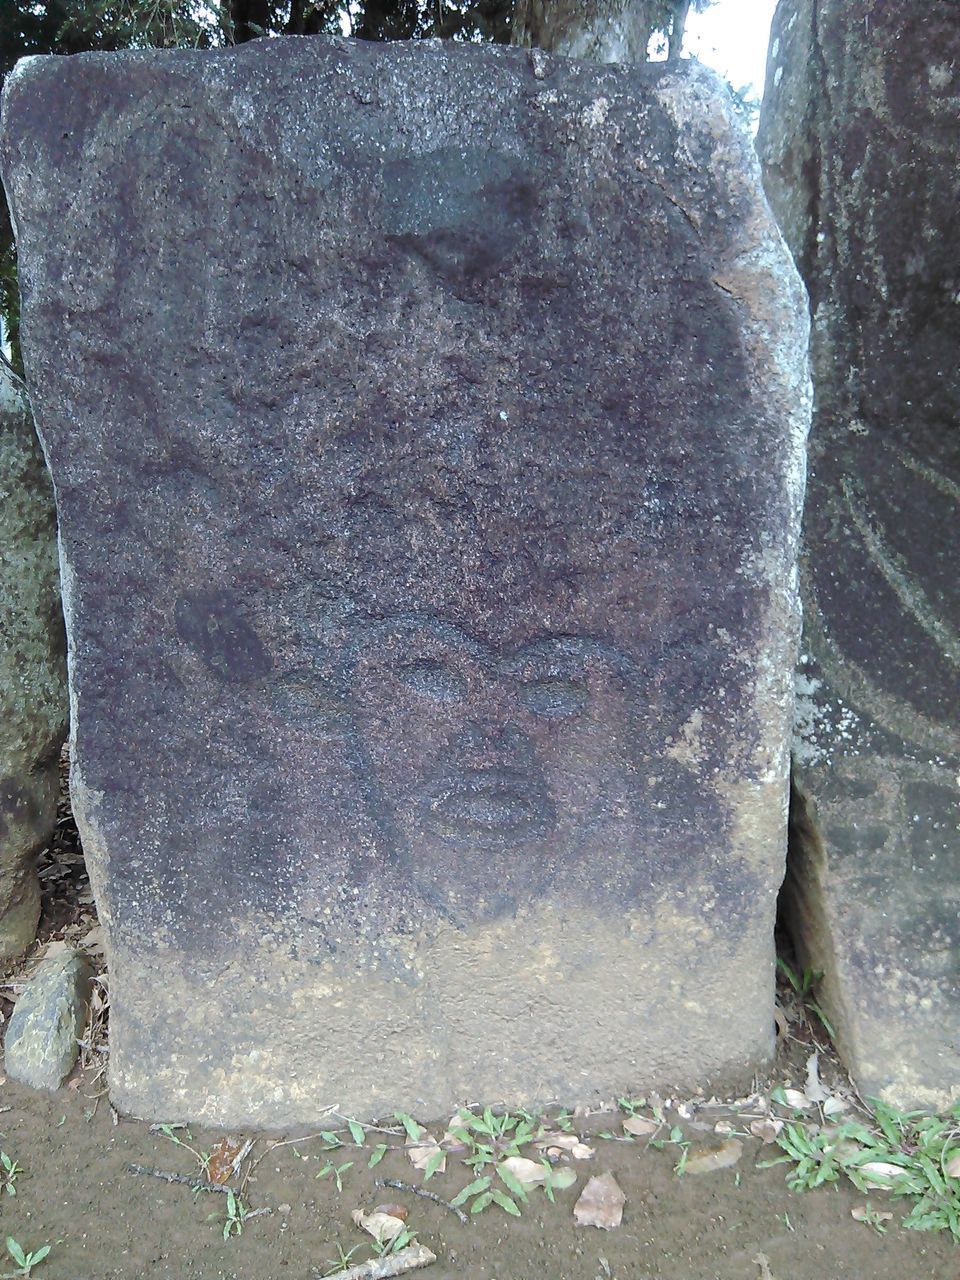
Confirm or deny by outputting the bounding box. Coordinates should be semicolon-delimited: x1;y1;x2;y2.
0;1073;955;1280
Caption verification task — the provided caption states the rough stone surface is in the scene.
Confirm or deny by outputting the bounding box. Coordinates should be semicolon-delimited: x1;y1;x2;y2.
4;947;91;1089
0;362;67;967
759;0;960;1109
2;38;808;1125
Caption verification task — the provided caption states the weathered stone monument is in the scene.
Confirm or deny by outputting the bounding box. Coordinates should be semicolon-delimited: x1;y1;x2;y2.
759;0;960;1108
2;38;809;1124
0;363;66;966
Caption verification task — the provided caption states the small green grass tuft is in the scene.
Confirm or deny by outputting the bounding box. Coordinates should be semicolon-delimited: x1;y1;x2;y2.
762;1097;960;1240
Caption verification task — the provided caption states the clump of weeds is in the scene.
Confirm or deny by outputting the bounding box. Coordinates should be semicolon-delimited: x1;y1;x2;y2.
763;1097;960;1240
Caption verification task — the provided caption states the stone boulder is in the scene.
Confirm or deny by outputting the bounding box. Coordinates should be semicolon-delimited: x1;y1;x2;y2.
0;362;66;967
758;0;960;1108
2;38;809;1125
4;946;91;1089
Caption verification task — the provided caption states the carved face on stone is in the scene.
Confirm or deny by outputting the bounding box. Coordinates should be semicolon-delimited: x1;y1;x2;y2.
343;615;644;923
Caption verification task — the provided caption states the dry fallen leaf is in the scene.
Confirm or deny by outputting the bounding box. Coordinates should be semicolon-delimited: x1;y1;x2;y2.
749;1118;783;1144
374;1203;408;1220
804;1052;830;1105
352;1208;407;1244
684;1139;743;1175
622;1115;658;1137
80;925;106;955
570;1142;594;1160
573;1173;625;1229
822;1096;848;1119
205;1137;245;1186
780;1089;811;1110
852;1205;893;1225
500;1156;547;1185
945;1152;960;1179
406;1134;445;1175
537;1132;582;1151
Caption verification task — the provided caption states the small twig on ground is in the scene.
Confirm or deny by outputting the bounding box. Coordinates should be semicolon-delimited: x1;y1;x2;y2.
375;1177;468;1226
319;1242;437;1279
126;1162;234;1194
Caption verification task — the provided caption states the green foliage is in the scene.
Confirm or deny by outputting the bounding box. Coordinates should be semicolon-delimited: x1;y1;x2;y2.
221;1188;251;1240
315;1159;353;1191
762;1098;960;1242
776;957;836;1038
3;1238;51;1278
0;1154;22;1198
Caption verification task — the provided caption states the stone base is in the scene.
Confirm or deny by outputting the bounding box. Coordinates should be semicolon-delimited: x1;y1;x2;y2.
108;897;774;1127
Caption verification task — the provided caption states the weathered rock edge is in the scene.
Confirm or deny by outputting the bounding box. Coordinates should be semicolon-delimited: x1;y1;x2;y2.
2;38;810;1124
759;0;960;1110
0;360;67;968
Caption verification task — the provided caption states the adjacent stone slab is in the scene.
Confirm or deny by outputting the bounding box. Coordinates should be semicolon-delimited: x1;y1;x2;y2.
0;364;66;966
1;38;809;1125
4;947;91;1089
759;0;960;1108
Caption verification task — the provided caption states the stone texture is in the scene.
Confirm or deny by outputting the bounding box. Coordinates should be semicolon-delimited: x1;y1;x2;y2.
0;362;67;967
4;947;91;1089
758;0;960;1108
2;38;808;1125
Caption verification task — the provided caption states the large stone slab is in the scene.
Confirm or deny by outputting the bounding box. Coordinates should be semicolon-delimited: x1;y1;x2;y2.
759;0;960;1108
1;38;808;1125
0;363;66;966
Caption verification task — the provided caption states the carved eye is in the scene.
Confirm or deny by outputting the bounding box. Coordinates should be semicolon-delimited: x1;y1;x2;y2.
520;678;587;718
397;659;466;704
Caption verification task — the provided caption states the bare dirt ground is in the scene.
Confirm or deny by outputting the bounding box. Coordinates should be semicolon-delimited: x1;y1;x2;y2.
0;765;956;1280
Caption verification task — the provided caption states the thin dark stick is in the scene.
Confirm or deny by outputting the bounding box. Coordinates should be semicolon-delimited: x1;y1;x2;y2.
126;1162;233;1194
375;1177;468;1226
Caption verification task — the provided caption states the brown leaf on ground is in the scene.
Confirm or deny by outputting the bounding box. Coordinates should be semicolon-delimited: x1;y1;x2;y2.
500;1156;547;1185
352;1207;408;1244
945;1152;960;1179
622;1115;658;1137
537;1132;580;1150
406;1135;445;1174
374;1203;409;1220
749;1118;782;1144
205;1137;245;1185
573;1172;625;1229
852;1205;893;1225
684;1139;743;1175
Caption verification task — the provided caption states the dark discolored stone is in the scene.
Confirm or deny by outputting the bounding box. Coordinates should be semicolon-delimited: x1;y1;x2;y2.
759;0;960;1108
1;39;808;1125
0;365;67;967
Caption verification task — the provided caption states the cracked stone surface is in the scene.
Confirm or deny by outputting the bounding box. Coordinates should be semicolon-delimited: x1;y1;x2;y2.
759;0;960;1109
2;37;808;1125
